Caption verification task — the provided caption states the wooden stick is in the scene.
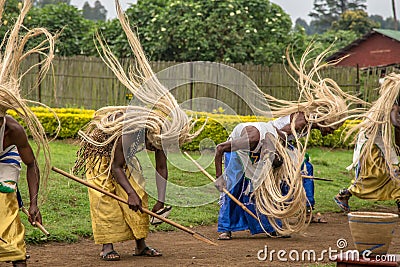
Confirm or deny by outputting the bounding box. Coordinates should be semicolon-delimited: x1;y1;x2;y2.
51;166;217;246
183;152;260;221
301;175;333;182
21;207;50;237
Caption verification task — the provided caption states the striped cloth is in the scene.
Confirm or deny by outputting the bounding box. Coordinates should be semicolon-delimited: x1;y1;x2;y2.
0;116;22;190
0;146;21;192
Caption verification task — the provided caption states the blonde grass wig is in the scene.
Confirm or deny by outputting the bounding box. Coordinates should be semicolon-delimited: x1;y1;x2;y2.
253;120;310;236
0;0;57;191
347;73;400;179
74;0;201;175
265;44;366;132
252;46;367;235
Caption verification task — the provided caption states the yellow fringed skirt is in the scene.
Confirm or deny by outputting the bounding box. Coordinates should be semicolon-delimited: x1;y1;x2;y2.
0;192;26;262
86;157;149;244
349;145;400;201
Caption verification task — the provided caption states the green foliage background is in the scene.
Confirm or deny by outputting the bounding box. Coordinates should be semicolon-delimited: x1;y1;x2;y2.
0;0;372;63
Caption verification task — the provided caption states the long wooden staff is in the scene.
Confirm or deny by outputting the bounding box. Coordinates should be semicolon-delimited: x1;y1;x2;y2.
51;166;217;246
183;152;260;221
21;207;50;236
16;188;50;236
301;175;333;182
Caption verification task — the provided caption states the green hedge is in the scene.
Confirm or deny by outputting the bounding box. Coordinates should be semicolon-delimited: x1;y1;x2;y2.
182;115;359;150
7;107;359;150
305;121;357;149
7;108;94;139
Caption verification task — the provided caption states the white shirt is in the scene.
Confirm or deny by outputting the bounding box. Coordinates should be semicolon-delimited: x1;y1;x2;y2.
228;122;278;191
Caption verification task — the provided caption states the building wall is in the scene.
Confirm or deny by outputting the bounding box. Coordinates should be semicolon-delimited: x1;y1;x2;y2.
335;33;400;67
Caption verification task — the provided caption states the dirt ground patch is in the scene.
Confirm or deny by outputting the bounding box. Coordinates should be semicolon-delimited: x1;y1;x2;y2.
1;210;400;267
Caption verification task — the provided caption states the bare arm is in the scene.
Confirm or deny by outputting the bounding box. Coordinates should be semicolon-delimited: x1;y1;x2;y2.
215;141;232;179
111;136;142;212
214;126;260;191
14;123;42;225
215;126;260;178
278;112;307;136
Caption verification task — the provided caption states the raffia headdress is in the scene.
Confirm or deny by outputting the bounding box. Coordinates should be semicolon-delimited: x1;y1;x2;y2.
347;73;400;179
0;0;57;189
74;0;201;175
252;45;367;235
265;44;366;130
252;133;309;236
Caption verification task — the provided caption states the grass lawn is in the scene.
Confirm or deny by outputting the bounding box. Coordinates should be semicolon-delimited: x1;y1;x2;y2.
16;140;396;244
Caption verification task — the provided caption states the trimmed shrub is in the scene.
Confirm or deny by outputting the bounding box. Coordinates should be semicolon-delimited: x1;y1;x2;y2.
7;109;94;139
7;108;360;150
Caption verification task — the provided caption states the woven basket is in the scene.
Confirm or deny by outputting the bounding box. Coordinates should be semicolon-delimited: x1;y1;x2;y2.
348;211;398;255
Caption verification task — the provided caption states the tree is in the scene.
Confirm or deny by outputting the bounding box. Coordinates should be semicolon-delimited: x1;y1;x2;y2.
101;0;293;65
84;0;167;57
384;17;400;30
369;14;384;27
306;30;358;59
26;3;94;56
295;18;312;35
33;0;71;8
0;0;29;39
309;0;367;33
283;23;358;63
369;14;400;30
331;10;379;36
82;0;107;21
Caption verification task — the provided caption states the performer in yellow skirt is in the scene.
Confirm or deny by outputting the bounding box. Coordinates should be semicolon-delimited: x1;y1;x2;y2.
0;115;52;266
0;172;26;265
0;1;56;266
73;1;201;261
86;156;150;246
334;73;400;213
75;126;165;260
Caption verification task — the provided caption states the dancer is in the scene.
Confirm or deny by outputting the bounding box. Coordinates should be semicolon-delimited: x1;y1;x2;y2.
73;0;200;261
215;121;290;239
0;1;56;266
256;46;366;234
215;45;365;237
334;74;400;214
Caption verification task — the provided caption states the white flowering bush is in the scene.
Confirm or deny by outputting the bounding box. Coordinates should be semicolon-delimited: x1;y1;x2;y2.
114;0;293;65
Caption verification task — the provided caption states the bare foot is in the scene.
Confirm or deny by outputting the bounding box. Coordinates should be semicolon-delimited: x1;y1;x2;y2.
333;193;350;213
99;243;120;261
134;246;162;257
311;212;328;223
218;231;232;240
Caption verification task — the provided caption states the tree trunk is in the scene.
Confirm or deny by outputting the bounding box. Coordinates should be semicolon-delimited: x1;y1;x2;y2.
393;0;398;30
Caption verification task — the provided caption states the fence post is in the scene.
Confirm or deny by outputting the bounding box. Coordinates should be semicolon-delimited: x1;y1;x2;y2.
37;54;42;103
189;61;193;110
215;63;219;111
356;64;362;106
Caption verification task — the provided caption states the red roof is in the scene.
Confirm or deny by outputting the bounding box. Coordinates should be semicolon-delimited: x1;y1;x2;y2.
326;29;400;68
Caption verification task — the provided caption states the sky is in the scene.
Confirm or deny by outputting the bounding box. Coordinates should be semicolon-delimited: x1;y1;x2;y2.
70;0;396;22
